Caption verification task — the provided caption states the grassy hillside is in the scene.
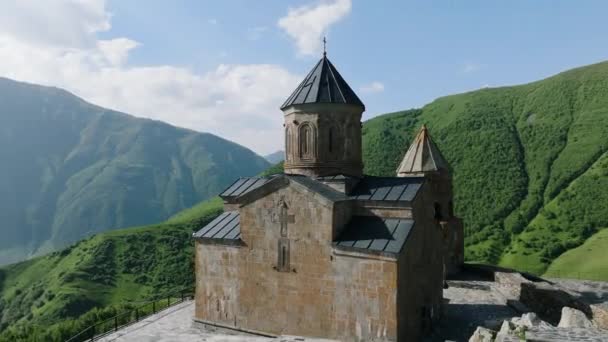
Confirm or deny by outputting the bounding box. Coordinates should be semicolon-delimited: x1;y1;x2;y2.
0;198;223;341
543;228;608;281
0;77;269;265
361;61;608;274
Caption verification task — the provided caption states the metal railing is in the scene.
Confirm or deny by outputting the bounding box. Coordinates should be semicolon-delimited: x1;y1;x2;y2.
65;287;194;342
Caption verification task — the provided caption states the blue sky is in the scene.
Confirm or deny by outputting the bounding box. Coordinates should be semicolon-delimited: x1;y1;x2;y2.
1;0;608;153
108;0;608;116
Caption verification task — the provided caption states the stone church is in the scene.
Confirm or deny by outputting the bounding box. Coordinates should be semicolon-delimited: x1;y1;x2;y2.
193;53;464;341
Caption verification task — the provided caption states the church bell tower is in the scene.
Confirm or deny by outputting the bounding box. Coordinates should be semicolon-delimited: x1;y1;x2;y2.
280;50;365;178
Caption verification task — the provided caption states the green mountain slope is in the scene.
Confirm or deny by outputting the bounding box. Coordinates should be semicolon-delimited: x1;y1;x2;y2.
361;61;608;273
544;228;608;280
0;198;223;341
0;77;269;265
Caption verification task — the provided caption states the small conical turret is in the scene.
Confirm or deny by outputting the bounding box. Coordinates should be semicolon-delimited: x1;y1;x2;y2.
397;125;449;176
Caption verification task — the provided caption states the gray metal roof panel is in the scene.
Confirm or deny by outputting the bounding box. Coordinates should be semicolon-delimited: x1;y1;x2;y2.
334;216;414;254
383;184;407;201
280;55;364;110
370;183;392;201
286;175;347;202
193;211;241;241
203;212;238;238
230;178;259;197
220;177;272;199
349;176;424;202
384;220;414;253
220;178;248;197
399;183;422;202
215;214;240;239
193;212;229;238
220;175;422;205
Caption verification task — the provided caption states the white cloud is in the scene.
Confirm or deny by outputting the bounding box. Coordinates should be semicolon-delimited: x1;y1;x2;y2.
0;0;301;154
0;0;110;49
359;81;385;94
278;0;351;56
97;38;139;66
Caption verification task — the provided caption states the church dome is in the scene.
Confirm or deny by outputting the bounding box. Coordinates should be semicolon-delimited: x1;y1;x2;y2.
280;54;365;111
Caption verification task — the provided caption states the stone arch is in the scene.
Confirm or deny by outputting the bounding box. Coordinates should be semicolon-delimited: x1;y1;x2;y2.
298;122;315;159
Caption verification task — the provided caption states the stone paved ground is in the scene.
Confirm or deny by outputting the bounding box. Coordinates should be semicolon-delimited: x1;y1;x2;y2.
429;278;518;341
97;301;338;342
550;279;608;305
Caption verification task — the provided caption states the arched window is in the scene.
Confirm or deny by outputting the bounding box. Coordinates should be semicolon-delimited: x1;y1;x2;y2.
299;123;314;159
328;127;333;153
434;202;443;221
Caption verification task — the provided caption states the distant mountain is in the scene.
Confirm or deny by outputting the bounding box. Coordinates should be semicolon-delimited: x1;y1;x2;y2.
263;150;284;164
361;61;608;274
0;77;270;265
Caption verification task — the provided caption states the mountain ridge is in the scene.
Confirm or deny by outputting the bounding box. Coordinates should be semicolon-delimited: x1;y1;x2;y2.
0;77;270;265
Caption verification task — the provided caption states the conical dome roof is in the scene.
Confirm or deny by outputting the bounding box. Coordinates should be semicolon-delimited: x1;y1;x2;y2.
280;55;364;110
397;125;449;175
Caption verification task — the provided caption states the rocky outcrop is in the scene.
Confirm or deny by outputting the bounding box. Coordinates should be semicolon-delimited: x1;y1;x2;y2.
591;302;608;330
519;282;591;325
468;326;495;342
470;308;608;341
558;307;595;329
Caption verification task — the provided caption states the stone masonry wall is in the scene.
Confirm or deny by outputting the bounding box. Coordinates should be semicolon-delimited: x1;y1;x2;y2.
194;243;240;326
195;181;401;341
396;182;444;341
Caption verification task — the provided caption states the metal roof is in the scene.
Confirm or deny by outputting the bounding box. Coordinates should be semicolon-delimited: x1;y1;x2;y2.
397;125;449;175
193;211;241;240
280;55;364;110
287;175;347;202
218;175;423;203
348;176;424;202
315;174;355;181
334;216;414;254
220;177;273;198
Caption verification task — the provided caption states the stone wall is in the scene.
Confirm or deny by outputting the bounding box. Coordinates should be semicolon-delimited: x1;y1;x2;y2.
283;103;364;177
195;181;402;341
430;171;464;275
396;182;445;341
194;243;240;326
